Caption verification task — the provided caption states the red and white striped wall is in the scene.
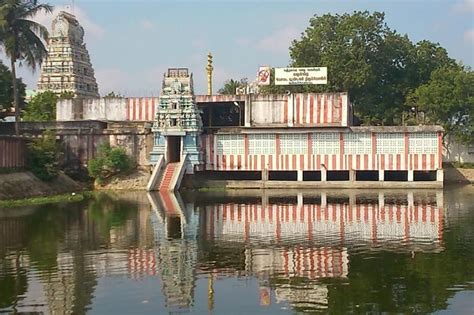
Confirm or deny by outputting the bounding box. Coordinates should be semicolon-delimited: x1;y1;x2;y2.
128;248;157;279
125;97;159;121
204;202;443;245
202;131;443;171
248;247;349;279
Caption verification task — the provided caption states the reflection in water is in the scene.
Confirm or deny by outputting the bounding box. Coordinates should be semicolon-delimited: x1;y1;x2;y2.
0;188;472;314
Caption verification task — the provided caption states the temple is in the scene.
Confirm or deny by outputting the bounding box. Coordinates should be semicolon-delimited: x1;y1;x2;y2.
37;11;99;98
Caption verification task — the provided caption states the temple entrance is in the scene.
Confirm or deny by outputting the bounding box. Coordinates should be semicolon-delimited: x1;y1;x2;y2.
166;136;181;163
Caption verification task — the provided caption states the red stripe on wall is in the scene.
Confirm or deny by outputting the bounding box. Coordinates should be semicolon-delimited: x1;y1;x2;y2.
356;155;361;170
404;133;409;170
284;98;288;124
310;95;314;124
397;154;401;170
230;155;234;170
422;154;427;170
296;96;300;124
307;134;313;169
261;155;265;170
323;95;328;124
145;98;149;121
139;98;143;120
380;154;385;170
126;99;130;120
438;131;443;169
316;95;321;124
371;133;377;170
316;155;321;170
254;155;258;171
430;153;435;170
414;154;418;170
300;154;305;171
364;154;369;170
133;98;136;120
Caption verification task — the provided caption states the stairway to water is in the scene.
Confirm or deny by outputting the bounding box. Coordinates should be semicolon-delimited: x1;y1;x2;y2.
159;162;180;191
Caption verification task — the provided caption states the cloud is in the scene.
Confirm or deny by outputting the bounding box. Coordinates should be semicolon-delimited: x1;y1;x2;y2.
464;29;474;44
453;0;474;12
235;37;251;47
139;19;155;31
32;5;105;41
257;26;300;53
94;68;130;96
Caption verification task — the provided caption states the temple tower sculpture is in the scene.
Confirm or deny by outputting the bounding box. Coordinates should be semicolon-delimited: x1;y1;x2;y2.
37;11;99;98
150;68;203;173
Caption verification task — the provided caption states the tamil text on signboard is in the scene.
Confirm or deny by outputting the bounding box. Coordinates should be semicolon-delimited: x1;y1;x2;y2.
274;67;327;85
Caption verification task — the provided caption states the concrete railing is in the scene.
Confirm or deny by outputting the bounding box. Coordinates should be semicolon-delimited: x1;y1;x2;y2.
169;154;188;191
146;155;164;191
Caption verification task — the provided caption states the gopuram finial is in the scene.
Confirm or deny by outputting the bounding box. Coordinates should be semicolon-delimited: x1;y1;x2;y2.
206;52;213;95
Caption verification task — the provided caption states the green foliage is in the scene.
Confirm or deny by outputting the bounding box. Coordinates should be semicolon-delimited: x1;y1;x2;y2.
410;66;474;143
23;90;57;121
87;143;133;183
218;78;248;95
26;129;60;181
59;90;75;99
104;91;123;98
260;11;456;125
0;61;25;120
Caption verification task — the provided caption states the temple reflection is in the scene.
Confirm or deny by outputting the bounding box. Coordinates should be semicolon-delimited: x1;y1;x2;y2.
0;189;446;313
148;189;444;311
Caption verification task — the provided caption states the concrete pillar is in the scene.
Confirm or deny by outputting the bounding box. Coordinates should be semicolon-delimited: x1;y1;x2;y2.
436;191;444;209
297;170;303;181
378;170;384;181
297;193;303;208
349;169;356;182
378;192;385;209
262;169;268;181
321;192;327;208
244;95;251;127
407;192;414;208
408;170;414;181
321;169;327;182
436;169;444;182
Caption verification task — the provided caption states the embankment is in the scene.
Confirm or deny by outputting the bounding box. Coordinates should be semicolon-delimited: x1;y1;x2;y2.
444;163;474;184
0;172;83;200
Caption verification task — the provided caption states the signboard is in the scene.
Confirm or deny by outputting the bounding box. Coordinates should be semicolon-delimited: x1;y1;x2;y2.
257;66;271;85
274;67;327;85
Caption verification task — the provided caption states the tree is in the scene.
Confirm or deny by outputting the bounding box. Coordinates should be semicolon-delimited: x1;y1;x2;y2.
23;90;57;121
0;0;53;134
88;143;133;184
0;60;25;120
218;78;248;95
261;11;456;125
26;129;60;181
409;66;474;144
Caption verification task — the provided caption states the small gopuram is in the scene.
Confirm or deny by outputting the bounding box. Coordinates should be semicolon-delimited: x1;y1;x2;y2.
149;68;203;174
37;11;99;98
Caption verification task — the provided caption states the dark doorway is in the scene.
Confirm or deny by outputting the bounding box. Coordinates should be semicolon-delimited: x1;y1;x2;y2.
167;136;181;162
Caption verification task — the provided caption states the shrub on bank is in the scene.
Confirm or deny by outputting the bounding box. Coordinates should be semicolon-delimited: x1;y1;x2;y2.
88;143;133;184
26;130;61;181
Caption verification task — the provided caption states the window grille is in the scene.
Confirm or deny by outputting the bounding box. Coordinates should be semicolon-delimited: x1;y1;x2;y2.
376;133;404;154
248;134;276;155
280;134;308;154
408;133;437;154
344;133;371;154
216;134;244;155
313;133;340;154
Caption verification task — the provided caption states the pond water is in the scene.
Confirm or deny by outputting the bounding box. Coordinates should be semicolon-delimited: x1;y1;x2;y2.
0;186;473;314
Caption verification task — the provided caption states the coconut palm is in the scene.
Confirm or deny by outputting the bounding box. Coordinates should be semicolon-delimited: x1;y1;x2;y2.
0;0;52;135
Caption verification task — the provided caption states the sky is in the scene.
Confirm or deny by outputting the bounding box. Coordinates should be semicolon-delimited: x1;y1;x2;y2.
2;0;474;96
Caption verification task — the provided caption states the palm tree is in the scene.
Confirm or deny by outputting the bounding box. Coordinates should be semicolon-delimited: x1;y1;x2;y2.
0;0;52;135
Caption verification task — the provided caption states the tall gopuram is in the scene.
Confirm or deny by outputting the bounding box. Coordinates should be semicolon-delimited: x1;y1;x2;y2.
150;68;203;174
37;11;99;98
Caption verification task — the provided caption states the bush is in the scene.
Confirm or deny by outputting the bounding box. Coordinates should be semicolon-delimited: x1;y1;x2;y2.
88;143;132;183
26;130;61;181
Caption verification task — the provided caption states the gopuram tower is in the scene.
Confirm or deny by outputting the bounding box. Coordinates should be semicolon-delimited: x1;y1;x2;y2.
150;68;203;174
37;11;99;98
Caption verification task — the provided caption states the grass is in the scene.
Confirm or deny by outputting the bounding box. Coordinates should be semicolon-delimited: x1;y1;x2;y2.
0;191;93;208
452;162;474;169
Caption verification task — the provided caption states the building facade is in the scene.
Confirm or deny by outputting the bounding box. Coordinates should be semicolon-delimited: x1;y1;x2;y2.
37;11;99;98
